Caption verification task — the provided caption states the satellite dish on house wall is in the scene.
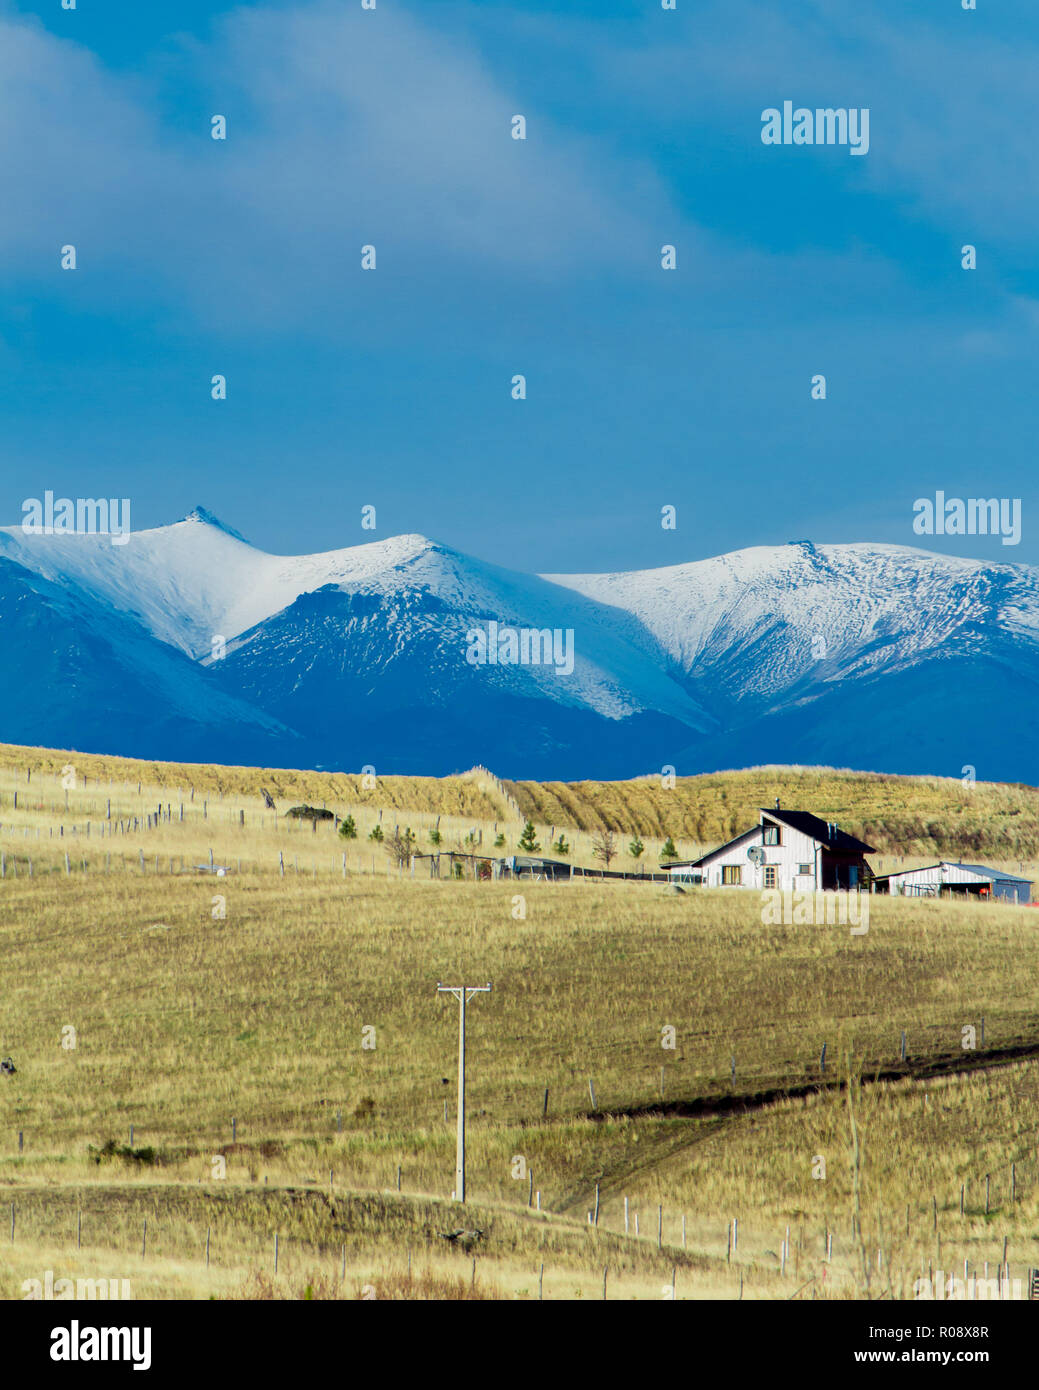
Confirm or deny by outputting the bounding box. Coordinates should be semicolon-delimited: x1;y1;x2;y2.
747;846;765;864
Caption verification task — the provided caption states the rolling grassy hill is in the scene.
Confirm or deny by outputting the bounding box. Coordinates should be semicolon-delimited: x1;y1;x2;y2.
1;742;1038;1298
3;865;1039;1299
4;741;1039;867
506;765;1039;861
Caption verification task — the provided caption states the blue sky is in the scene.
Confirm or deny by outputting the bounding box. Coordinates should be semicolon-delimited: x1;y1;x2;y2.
3;0;1039;571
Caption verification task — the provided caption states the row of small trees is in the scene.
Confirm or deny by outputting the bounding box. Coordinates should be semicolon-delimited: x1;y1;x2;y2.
338;815;498;871
517;820;678;869
336;812;680;871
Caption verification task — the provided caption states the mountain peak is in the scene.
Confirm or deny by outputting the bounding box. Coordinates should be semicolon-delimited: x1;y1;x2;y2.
392;533;439;552
181;507;250;543
4;514;1039;780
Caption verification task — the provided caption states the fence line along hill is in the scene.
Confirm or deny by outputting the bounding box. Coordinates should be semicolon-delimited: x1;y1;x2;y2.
0;743;519;825
3;742;1039;865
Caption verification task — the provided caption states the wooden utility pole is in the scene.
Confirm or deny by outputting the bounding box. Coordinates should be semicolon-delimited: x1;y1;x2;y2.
437;982;492;1203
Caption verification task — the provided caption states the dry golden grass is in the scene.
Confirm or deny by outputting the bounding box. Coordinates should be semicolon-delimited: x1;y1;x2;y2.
507;765;1039;864
7;741;1039;872
0;742;516;826
2;743;1038;1299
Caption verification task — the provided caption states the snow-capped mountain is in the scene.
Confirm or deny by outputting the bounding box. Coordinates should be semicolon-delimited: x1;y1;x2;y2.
2;508;447;660
2;510;1038;781
203;536;719;776
0;553;296;765
548;540;1039;779
546;539;1039;713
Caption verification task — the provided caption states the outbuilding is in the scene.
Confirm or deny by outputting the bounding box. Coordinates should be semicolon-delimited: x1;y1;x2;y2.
497;854;571;881
873;862;1031;903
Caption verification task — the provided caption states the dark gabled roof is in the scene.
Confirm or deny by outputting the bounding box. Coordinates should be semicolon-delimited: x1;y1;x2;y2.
659;811;875;870
670;825;761;870
763;809;874;854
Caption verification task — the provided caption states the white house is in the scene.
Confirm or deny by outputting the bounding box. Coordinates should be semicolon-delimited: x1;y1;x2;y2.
665;805;875;893
874;862;1032;903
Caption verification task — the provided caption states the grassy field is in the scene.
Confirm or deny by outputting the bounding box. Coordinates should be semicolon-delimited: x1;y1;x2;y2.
1;744;1038;1300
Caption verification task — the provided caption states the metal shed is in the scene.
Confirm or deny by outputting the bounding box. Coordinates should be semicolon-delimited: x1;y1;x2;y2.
873;861;1031;903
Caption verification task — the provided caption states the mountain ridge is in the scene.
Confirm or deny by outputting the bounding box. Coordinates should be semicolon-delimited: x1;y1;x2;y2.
1;510;1036;780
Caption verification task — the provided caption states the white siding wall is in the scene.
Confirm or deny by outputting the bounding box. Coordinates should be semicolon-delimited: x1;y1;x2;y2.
700;824;819;892
885;866;942;896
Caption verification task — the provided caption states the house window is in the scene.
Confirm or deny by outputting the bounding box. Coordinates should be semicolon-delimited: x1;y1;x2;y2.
763;866;777;888
722;865;742;885
763;825;781;845
798;863;812;876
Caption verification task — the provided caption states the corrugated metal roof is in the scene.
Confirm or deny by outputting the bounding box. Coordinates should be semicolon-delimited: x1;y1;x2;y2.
876;861;1032;884
946;862;1030;881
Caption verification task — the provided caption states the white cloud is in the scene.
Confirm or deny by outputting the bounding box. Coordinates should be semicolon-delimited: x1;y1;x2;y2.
583;0;1039;248
4;0;1034;342
0;1;692;330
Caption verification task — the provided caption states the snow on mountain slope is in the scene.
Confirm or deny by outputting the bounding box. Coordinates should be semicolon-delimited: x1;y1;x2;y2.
544;540;1039;712
213;537;712;730
7;506;1039;779
0;511;711;729
0;555;300;765
0;509;439;660
208;583;700;778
